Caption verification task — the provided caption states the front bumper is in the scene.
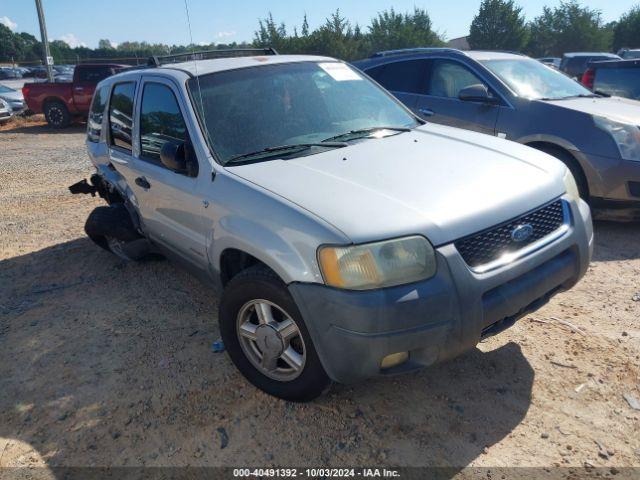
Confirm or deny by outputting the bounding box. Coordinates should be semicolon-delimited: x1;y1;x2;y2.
289;197;593;384
577;151;640;207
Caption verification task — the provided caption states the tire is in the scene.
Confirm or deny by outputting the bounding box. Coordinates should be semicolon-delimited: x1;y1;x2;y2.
219;265;331;402
44;101;70;128
533;145;589;200
84;204;145;261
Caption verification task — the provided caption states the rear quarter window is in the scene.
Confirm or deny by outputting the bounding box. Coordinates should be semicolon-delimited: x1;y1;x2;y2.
87;85;109;143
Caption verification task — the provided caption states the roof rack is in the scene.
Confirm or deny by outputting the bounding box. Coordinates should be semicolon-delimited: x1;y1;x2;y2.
370;47;462;58
148;48;279;67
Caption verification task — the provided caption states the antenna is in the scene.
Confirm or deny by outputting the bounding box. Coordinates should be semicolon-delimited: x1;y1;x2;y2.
183;0;210;147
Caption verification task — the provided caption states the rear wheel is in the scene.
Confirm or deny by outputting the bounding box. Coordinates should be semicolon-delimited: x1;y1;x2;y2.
84;204;149;261
44;101;70;128
219;265;331;401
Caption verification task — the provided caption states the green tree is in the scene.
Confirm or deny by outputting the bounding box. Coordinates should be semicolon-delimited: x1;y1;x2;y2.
613;5;640;51
526;1;611;57
368;8;443;53
468;0;528;51
98;39;115;50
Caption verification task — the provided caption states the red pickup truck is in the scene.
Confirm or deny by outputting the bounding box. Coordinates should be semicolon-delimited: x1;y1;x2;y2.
23;63;126;128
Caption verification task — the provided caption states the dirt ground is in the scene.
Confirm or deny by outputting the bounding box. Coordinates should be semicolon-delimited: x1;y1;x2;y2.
0;120;639;476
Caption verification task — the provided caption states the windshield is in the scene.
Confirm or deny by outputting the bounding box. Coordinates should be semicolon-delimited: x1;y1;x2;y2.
481;58;592;100
188;61;419;164
0;85;14;93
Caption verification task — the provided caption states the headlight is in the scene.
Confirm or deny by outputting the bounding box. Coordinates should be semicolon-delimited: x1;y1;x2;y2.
318;236;437;290
594;116;640;162
563;168;580;200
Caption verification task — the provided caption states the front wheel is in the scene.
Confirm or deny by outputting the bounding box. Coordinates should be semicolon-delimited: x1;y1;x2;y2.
219;265;331;401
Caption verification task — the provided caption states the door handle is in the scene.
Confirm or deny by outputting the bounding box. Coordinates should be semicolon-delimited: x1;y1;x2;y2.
418;108;435;117
135;177;151;189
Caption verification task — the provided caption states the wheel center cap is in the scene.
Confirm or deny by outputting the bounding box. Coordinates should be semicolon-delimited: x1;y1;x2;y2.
255;324;284;357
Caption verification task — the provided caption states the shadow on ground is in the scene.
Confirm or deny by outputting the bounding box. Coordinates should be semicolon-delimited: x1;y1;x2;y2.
591;220;640;262
0;237;534;474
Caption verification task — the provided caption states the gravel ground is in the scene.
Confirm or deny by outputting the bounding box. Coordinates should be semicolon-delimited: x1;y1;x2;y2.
0;122;639;475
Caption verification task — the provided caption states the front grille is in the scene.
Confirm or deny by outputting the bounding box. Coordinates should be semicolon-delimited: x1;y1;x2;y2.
455;200;566;269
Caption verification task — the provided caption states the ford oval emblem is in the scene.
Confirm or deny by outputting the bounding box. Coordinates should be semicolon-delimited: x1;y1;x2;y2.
511;224;534;243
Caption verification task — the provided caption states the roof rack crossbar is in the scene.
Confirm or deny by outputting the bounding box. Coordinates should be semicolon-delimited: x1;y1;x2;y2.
148;47;278;66
370;47;462;58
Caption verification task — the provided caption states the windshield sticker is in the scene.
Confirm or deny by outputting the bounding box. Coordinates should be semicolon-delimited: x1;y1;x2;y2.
319;62;363;81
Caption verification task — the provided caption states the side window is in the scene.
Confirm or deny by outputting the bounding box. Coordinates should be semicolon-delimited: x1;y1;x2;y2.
87;85;109;143
427;60;486;98
109;82;136;152
78;66;114;83
368;60;426;94
139;83;188;165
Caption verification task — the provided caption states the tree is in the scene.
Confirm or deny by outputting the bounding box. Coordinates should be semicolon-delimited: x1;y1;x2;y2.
368;8;443;53
98;39;115;50
526;1;611;57
613;5;640;51
468;0;528;51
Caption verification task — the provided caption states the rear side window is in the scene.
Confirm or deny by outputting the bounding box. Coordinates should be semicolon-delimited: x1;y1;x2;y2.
366;60;425;94
594;68;640;100
139;83;188;164
87;85;109;143
109;82;136;152
78;66;114;83
427;60;485;98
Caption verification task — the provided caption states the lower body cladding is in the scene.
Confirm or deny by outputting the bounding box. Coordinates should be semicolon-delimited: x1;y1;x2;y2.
289;198;593;384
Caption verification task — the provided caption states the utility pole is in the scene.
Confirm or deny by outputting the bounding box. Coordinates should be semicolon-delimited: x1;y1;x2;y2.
34;0;54;82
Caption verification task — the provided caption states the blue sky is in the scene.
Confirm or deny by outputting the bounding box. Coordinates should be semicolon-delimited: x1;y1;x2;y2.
1;0;635;48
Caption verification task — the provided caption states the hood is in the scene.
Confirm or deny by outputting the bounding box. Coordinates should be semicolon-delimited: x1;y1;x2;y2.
539;96;640;125
225;124;566;246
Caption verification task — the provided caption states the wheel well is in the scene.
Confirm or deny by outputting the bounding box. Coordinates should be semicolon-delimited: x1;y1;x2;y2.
219;249;278;287
526;141;590;198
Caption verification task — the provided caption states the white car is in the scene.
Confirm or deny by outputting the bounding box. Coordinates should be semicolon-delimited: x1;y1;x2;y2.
0;98;13;123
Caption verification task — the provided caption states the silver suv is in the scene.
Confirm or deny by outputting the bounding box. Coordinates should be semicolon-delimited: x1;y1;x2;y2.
72;49;593;401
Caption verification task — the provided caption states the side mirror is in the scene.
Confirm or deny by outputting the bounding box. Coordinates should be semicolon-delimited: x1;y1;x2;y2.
160;141;187;172
159;140;199;177
458;84;498;104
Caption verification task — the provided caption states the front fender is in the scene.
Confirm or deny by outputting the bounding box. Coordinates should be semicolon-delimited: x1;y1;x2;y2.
205;172;350;285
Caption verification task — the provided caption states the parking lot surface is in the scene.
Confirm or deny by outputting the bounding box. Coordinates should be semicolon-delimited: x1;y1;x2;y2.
1;121;639;472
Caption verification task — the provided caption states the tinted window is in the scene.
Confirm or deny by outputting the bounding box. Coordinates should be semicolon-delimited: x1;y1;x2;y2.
87;85;109;143
139;83;188;163
366;60;425;94
109;82;136;151
427;60;485;98
78;66;115;83
594;68;640;100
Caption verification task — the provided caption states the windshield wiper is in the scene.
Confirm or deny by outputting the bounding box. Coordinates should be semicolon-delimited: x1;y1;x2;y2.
321;126;412;143
226;142;348;165
540;93;601;101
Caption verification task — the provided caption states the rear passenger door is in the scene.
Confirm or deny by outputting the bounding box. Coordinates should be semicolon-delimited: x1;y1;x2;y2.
415;59;499;135
365;59;427;110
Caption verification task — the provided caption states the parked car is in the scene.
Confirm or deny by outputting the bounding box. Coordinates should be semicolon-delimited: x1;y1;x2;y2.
0;84;26;113
560;52;621;80
0;98;12;123
22;63;126;127
618;48;640;60
0;68;23;80
581;59;640;101
538;57;561;69
353;48;640;219
71;49;592;401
